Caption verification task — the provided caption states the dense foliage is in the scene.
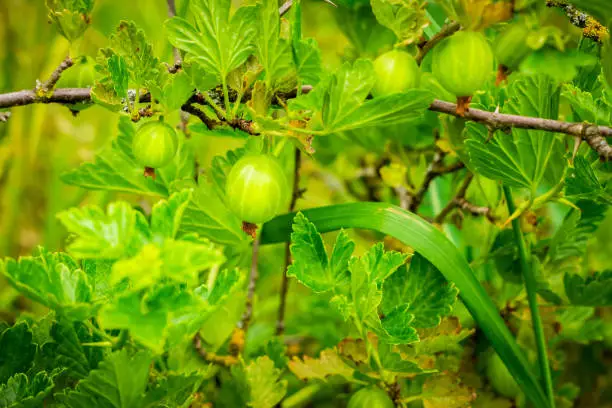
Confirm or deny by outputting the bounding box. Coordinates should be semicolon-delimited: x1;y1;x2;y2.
0;0;612;407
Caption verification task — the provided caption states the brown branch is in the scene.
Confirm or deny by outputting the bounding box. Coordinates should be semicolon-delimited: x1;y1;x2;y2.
430;99;612;160
416;22;461;65
36;56;74;95
408;143;465;212
434;173;496;224
180;102;219;130
276;148;303;336
0;87;610;159
435;173;474;223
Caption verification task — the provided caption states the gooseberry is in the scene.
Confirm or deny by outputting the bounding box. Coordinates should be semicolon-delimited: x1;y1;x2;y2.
132;120;178;171
432;31;494;99
485;352;521;399
372;49;421;97
347;387;394;408
225;154;289;224
494;23;531;72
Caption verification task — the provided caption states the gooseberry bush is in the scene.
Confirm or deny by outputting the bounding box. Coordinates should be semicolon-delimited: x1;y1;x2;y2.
1;0;612;407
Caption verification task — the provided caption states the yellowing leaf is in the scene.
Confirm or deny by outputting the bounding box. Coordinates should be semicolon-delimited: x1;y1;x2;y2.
288;349;359;383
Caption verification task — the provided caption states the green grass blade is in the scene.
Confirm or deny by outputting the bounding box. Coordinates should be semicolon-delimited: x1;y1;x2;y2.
261;202;551;408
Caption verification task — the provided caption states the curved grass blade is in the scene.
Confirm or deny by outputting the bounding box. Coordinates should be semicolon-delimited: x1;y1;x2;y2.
261;202;550;408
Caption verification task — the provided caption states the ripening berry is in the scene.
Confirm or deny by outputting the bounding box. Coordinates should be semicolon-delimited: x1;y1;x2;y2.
347;387;395;408
372;49;421;97
432;31;494;98
132;120;178;170
225;154;289;224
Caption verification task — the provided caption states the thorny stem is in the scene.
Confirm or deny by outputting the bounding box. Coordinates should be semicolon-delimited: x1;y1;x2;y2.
0;87;611;160
276;148;302;336
503;186;556;408
239;234;261;334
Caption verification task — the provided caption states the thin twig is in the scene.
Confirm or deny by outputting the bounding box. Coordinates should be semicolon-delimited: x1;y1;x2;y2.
36;55;74;95
408;143;465;212
239;234;261;334
180;103;219;130
166;0;182;72
279;0;293;16
434;173;495;223
276;148;303;336
416;22;461;65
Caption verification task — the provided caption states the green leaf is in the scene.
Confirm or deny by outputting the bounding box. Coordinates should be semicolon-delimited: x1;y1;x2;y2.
565;157;612;204
41;319;104;380
261;202;552;408
548;200;608;264
288;213;354;293
160;71;194;113
369;303;419;344
348;243;406;320
561;84;611;124
108;21;162;88
554;306;603;344
0;371;55;408
98;284;193;353
0;323;36;383
110;236;224;290
100;271;239;353
57;201;148;260
235;356;287;408
165;0;257;83
142;373;202;408
256;0;294;90
377;342;427;377
179;180;248;246
291;59;433;134
293;38;322;85
467;75;564;192
564;271;612;306
46;0;94;42
57;350;152;408
61;118;193;196
520;49;598;84
2;249;94;320
370;0;429;45
150;189;192;239
382;254;458;328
